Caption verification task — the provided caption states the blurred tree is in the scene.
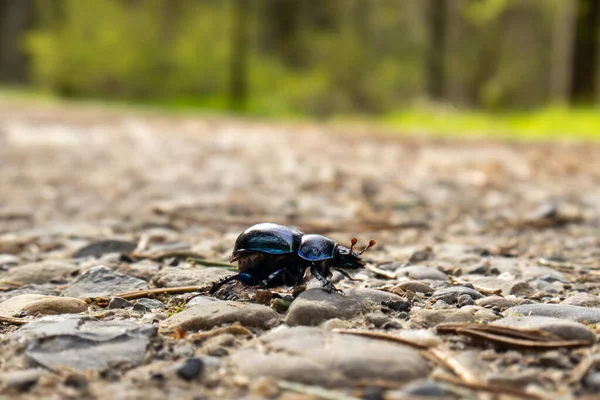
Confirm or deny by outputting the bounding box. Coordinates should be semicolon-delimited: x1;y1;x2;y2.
0;0;34;84
425;0;447;100
229;0;249;110
550;0;577;104
570;0;600;103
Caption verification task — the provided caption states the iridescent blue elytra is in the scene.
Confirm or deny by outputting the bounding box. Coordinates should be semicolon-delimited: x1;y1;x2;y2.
209;223;376;294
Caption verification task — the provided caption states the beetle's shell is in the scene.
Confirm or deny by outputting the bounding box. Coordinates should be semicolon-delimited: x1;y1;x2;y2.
233;223;304;256
298;234;337;261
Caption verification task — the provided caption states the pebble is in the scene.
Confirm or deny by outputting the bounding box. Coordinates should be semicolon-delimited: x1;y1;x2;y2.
475;295;523;310
393;280;435;295
562;293;600;307
414;306;499;326
457;294;475;307
492;316;596;343
0;369;45;392
108;297;132;309
431;287;484;303
503;304;600;323
285;288;402;326
151;266;231;288
4;316;155;371
0;254;20;268
0;261;78;285
394;265;448;281
176;357;204;381
160;298;280;332
63;265;147;298
133;298;165;312
230;327;431;387
0;294;87;316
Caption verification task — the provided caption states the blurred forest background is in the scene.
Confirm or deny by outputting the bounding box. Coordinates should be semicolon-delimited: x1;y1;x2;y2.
0;0;599;137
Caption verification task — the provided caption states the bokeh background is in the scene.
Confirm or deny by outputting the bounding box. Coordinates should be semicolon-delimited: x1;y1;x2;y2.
0;0;599;138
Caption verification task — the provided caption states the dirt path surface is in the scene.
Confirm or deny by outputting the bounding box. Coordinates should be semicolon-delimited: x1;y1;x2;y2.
1;102;600;399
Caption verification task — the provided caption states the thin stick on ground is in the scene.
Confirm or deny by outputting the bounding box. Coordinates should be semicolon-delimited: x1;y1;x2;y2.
333;329;433;350
93;285;208;303
434;374;547;400
0;315;27;325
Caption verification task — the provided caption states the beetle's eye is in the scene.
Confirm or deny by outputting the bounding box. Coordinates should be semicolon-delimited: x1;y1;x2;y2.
338;247;350;255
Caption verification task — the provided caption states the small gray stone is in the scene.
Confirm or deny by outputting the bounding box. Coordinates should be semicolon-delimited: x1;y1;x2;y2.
0;261;78;285
432;287;483;303
457;294;475;307
107;297;132;309
63;266;147;298
285;288;402;326
398;380;462;399
3;316;155;371
562;293;600;307
229;327;431;387
492;316;596;343
503;304;600;323
465;276;534;296
160;299;280;332
133;298;165;312
151;266;230;288
394;265;448;281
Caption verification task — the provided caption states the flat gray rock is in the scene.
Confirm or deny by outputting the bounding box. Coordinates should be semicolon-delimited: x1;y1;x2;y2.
492;316;596;344
503;304;600;323
73;240;137;258
151;267;231;288
432;287;484;303
562;293;600;307
285;288;402;326
395;265;448;281
160;299;280;332
63;265;147;298
0;294;88;316
229;327;431;387
4;315;155;371
0;261;78;285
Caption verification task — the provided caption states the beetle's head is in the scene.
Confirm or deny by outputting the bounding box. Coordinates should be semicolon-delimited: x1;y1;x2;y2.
336;238;376;269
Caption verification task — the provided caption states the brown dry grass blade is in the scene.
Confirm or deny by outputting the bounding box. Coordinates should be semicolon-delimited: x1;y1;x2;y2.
436;324;591;349
334;329;433;350
436;323;562;341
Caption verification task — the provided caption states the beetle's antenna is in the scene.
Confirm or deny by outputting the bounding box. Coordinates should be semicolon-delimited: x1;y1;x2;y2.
349;238;358;253
358;239;376;255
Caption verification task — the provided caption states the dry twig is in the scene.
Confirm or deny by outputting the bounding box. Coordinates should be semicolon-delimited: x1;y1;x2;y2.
0;315;27;325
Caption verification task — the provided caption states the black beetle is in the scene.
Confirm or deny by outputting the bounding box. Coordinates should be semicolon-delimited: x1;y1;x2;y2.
210;223;376;294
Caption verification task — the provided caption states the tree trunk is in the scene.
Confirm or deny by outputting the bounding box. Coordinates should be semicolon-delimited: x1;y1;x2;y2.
229;0;249;110
570;0;600;104
550;0;577;104
0;0;34;84
425;0;447;101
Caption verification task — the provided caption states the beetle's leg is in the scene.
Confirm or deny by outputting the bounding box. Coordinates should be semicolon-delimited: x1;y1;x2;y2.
310;265;342;294
208;274;241;295
259;268;286;287
335;268;361;282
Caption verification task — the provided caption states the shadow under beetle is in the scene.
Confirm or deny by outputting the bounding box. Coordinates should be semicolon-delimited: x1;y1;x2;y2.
209;222;376;294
